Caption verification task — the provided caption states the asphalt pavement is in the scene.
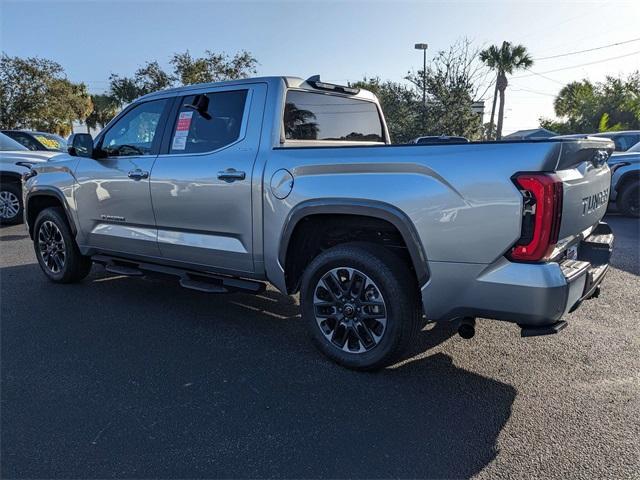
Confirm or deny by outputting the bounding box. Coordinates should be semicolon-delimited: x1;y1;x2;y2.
1;214;638;479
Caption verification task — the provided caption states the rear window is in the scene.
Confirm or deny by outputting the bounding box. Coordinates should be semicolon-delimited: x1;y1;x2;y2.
33;133;67;151
283;90;383;142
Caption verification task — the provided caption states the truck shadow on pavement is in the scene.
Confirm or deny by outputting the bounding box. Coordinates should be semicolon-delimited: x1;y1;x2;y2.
1;264;516;479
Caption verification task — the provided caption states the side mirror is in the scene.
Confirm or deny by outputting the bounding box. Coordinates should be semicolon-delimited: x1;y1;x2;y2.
184;94;211;120
67;133;94;158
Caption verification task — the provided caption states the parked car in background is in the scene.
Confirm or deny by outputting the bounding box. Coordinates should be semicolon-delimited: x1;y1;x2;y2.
555;131;640;152
608;141;640;217
1;130;68;152
0;133;61;224
411;135;469;145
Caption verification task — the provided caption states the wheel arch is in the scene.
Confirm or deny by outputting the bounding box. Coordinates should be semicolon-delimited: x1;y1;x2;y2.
278;199;429;293
25;187;77;238
0;171;23;185
615;169;640;193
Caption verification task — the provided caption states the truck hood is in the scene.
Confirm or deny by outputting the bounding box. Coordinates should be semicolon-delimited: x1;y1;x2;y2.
0;150;63;164
609;151;640;164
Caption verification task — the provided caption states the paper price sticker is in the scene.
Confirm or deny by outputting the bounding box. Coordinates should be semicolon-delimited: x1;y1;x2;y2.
172;111;193;150
176;111;193;131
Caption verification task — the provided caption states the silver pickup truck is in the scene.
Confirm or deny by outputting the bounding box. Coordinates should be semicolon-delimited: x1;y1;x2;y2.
23;76;615;370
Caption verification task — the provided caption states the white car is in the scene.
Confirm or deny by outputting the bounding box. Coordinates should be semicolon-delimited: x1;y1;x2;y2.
0;132;61;224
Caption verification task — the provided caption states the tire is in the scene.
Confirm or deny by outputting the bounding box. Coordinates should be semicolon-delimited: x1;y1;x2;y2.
300;242;422;371
33;207;92;283
0;182;23;225
617;181;640;218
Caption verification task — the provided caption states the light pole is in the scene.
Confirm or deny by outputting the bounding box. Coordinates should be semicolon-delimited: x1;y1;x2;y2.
414;43;428;104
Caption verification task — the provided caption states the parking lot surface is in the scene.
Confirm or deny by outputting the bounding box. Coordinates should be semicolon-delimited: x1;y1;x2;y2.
1;215;638;479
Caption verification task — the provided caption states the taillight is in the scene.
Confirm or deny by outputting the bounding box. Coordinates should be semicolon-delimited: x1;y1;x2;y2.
508;173;563;262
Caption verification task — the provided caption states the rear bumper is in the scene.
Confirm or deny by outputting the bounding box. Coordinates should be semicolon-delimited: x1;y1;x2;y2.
420;222;613;328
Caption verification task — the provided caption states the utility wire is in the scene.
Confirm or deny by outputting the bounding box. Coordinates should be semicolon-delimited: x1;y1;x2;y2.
534;37;640;60
510;87;558;98
514;50;640;79
517;68;566;85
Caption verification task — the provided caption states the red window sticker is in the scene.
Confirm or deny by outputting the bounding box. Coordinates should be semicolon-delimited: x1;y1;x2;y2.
176;111;193;131
172;111;193;150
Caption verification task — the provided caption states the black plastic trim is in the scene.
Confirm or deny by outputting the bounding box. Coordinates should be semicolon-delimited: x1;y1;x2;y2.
93;254;266;294
0;171;23;182
278;199;429;285
520;321;567;337
25;187;77;237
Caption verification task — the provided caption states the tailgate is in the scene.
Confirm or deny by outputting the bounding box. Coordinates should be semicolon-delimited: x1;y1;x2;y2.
554;138;614;240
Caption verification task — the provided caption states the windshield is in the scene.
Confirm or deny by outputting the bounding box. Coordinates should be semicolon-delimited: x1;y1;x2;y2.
33;132;67;151
0;132;28;151
627;141;640;153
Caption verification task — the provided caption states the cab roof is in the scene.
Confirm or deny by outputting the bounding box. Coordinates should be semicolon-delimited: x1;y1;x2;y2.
136;76;378;103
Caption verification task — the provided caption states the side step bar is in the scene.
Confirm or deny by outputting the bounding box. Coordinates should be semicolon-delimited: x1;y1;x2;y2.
179;277;228;293
93;255;266;295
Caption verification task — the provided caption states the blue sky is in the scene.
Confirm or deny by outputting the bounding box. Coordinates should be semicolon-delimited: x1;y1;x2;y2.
1;0;639;134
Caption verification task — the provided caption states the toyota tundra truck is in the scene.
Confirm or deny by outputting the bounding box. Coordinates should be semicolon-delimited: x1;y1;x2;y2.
22;76;614;370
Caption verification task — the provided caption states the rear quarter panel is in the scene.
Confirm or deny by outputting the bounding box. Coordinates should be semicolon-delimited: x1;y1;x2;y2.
262;142;569;291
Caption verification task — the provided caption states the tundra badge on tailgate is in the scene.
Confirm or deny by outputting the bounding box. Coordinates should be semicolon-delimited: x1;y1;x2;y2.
582;188;609;215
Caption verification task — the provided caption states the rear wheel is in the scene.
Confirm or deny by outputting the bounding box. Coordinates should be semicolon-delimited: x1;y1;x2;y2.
617;181;639;218
300;243;422;370
33;207;92;283
0;182;23;225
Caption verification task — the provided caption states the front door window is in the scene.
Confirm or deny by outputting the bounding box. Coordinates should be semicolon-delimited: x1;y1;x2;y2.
101;99;168;157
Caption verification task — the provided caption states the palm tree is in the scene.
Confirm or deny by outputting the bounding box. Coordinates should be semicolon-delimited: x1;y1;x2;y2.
85;94;119;134
480;42;533;140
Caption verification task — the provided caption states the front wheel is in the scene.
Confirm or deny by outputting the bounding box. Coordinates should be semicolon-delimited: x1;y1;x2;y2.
617;181;639;218
0;182;23;225
33;207;92;283
300;243;422;370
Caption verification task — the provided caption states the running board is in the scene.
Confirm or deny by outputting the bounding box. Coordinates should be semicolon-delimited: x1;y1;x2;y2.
179;277;228;293
93;255;266;295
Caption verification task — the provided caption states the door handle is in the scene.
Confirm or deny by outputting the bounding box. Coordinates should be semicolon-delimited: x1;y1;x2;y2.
217;168;246;182
127;169;149;180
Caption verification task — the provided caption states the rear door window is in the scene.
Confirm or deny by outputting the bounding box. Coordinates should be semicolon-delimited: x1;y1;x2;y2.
169;90;248;154
284;90;384;142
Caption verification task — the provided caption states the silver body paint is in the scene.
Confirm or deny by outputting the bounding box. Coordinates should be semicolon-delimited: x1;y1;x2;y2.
24;76;613;326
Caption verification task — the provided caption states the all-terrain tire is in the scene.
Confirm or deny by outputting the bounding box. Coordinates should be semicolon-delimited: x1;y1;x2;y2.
33;207;92;283
617;180;639;218
300;242;422;371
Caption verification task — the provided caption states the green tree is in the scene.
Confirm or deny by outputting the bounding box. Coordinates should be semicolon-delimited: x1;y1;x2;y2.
0;54;92;135
108;51;258;106
170;50;258;85
412;39;486;139
354;40;487;143
351;77;423;143
85;94;119;132
540;73;640;134
480;41;533;139
108;75;141;106
108;60;174;106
